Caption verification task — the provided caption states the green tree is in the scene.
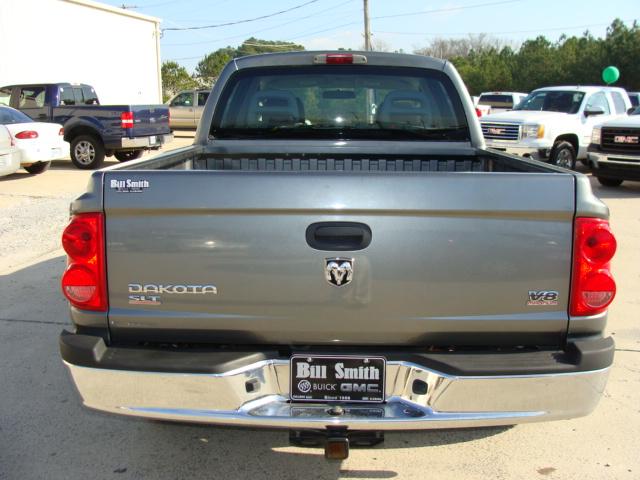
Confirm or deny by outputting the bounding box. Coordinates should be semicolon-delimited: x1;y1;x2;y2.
195;38;305;87
415;19;640;94
161;61;198;102
195;47;235;88
235;37;304;57
603;19;640;90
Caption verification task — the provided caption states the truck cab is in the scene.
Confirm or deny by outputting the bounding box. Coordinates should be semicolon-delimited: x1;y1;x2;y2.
167;89;210;129
480;86;631;169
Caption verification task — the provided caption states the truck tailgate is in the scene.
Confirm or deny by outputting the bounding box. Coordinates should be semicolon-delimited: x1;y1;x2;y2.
128;105;170;137
103;171;575;346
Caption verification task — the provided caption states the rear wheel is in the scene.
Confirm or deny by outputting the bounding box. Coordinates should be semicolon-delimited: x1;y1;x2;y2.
23;161;51;174
549;141;576;170
597;177;623;187
114;150;144;162
70;135;105;170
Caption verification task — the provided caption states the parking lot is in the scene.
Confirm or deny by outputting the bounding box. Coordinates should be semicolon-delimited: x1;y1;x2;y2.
0;132;639;479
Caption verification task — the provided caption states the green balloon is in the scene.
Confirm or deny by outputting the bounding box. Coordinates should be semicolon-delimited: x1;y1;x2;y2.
602;66;620;85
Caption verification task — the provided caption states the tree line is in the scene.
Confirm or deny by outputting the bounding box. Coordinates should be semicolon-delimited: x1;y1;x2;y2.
161;19;639;101
449;19;639;95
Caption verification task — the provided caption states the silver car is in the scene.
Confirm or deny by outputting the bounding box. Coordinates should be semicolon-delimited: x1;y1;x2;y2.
167;89;210;129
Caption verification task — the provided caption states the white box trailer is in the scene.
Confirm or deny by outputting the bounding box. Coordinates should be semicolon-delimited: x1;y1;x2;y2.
0;0;162;104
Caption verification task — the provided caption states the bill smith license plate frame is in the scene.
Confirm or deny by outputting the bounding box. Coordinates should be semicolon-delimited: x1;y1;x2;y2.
290;355;386;403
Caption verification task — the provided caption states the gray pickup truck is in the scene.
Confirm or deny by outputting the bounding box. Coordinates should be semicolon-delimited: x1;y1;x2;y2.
59;52;617;459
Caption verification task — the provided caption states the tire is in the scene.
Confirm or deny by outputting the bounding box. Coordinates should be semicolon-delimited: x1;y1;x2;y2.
597;177;623;187
549;141;576;170
70;135;105;170
23;161;51;174
114;150;144;162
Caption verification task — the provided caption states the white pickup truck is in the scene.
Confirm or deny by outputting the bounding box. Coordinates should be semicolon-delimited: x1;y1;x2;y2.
480;86;632;169
588;107;640;186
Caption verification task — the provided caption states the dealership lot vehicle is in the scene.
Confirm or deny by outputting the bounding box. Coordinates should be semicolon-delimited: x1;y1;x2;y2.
481;86;631;169
0;124;19;176
0;105;67;174
167;89;210;129
58;52;619;459
0;131;638;479
477;91;527;113
0;83;172;169
588;106;640;186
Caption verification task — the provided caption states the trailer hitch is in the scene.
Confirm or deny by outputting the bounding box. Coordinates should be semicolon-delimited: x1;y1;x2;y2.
289;428;384;460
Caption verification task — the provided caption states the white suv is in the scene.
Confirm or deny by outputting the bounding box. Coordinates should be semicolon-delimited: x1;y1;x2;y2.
480;86;631;169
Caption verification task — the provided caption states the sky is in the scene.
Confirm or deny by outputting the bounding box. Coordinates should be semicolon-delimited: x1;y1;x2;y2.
100;0;639;73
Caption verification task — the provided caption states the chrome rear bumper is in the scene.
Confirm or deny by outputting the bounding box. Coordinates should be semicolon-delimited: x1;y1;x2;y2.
64;358;610;430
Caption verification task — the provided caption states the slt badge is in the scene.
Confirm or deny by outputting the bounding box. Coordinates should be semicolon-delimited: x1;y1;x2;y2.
325;258;354;287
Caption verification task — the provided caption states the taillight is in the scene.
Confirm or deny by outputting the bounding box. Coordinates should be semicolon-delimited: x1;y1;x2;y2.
475;107;483;117
121;111;134;129
326;54;354;64
15;130;38;139
570;218;617;316
59;127;64;136
61;213;107;311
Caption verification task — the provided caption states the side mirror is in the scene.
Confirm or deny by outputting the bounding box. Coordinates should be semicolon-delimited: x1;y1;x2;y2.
584;107;606;117
627;107;637;115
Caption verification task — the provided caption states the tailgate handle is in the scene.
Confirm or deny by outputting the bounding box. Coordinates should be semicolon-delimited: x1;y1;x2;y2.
306;222;372;251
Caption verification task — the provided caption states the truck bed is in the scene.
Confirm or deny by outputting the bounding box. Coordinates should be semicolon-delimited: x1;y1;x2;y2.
115;145;562;173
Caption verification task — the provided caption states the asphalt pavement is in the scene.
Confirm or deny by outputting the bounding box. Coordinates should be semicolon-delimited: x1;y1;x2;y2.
0;134;638;479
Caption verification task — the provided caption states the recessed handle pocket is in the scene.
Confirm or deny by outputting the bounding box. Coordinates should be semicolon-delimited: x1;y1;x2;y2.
305;222;372;251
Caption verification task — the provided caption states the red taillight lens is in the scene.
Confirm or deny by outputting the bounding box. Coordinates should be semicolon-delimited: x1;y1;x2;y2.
62;216;97;259
61;213;107;311
59;127;64;136
326;54;353;64
121;111;134;129
62;265;98;304
475;107;483;117
570;218;617;316
580;224;616;263
15;130;38;139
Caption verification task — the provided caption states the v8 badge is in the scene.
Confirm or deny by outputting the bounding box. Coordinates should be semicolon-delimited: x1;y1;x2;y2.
527;290;559;306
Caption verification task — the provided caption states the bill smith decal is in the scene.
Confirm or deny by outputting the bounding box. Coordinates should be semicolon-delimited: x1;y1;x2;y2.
110;178;150;193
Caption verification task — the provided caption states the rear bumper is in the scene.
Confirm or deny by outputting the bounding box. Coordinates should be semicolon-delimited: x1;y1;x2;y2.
120;133;173;150
60;332;614;430
0;151;20;176
18;140;69;165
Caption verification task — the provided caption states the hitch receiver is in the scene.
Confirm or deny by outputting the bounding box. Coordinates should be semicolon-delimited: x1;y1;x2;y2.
289;429;384;460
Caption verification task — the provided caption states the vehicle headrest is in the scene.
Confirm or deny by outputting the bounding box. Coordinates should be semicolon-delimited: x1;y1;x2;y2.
247;90;304;127
377;90;434;128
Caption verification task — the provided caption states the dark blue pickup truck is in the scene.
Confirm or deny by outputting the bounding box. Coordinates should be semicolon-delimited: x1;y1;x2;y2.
0;83;173;169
